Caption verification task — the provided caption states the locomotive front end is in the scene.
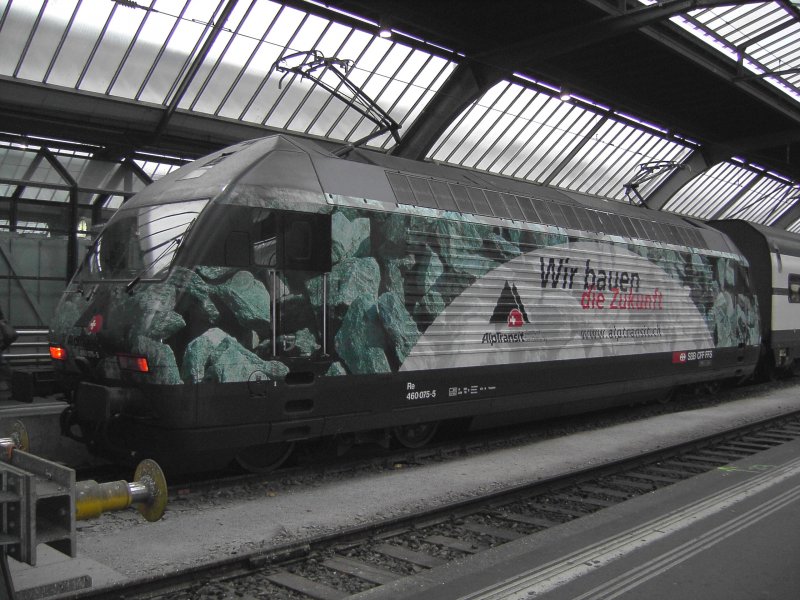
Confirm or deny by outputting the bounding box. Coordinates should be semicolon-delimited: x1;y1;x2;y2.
50;198;210;463
49;135;335;472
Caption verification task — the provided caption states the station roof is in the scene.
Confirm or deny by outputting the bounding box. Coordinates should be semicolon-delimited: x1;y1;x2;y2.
3;0;800;234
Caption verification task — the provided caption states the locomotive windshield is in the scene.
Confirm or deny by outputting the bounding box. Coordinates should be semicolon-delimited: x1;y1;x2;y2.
79;199;209;282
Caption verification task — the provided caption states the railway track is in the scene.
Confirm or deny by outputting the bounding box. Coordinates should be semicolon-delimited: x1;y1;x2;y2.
74;404;800;600
88;380;778;496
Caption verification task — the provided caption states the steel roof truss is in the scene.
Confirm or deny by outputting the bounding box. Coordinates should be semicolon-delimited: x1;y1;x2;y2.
188;0;257;114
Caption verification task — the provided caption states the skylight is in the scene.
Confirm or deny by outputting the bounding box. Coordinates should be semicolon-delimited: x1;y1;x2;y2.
0;0;456;150
427;79;693;201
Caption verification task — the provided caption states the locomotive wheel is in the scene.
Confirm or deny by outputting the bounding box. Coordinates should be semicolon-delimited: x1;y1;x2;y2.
392;422;439;449
235;442;295;473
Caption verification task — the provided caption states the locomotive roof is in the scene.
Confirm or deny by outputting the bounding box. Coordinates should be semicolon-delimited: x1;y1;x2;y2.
122;134;736;255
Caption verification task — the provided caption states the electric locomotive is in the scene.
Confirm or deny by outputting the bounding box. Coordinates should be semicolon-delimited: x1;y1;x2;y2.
50;134;762;472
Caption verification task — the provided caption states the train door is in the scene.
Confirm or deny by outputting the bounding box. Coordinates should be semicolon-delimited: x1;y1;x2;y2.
252;211;332;368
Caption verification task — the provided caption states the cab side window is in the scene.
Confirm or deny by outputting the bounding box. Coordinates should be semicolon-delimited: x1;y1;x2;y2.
790;274;800;303
252;213;278;267
278;212;331;272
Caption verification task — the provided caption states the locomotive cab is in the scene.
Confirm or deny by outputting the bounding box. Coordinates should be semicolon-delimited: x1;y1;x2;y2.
50;137;337;470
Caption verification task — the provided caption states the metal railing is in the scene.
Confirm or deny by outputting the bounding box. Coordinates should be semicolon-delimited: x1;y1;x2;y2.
4;328;50;366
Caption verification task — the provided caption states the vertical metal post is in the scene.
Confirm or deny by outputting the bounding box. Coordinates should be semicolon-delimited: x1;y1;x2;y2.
41;149;80;279
0;550;15;600
271;270;277;357
67;187;79;278
322;272;328;355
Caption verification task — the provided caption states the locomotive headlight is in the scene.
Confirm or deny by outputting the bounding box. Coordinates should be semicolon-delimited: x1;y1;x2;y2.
117;354;150;373
49;345;67;360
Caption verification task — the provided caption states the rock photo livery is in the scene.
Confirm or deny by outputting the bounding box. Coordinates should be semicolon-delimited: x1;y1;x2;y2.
49;135;762;469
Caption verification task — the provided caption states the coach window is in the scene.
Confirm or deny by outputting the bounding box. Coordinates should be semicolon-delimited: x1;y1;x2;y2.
789;274;800;303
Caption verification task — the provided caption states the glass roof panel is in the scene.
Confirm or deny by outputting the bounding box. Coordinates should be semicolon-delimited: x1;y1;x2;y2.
720;175;798;224
137;1;221;105
661;161;761;219
0;0;455;150
14;0;77;82
0;0;43;76
2;0;799;227
54;154;148;194
134;159;183;181
75;2;149;94
428;80;691;201
20;186;70;203
639;1;800;104
46;0;116;88
0;144;69;188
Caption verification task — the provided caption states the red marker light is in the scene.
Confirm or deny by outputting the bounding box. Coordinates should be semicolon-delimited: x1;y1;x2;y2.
49;346;67;361
117;354;150;373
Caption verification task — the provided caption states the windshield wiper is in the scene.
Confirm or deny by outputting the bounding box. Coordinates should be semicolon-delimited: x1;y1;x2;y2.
125;236;182;294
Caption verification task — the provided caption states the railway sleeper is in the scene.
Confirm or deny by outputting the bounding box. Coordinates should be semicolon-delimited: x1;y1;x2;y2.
738;436;781;447
577;484;636;499
555;491;617;508
660;459;708;479
460;522;525;542
523;501;589;519
322;556;397;585
266;570;348;600
716;441;773;452
605;473;672;486
748;433;796;443
690;449;749;461
423;534;480;554
677;453;730;465
496;510;560;528
373;543;447;569
603;477;661;491
711;443;762;455
771;426;800;435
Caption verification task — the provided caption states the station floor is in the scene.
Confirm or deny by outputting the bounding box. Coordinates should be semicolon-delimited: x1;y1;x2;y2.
353;425;800;600
3;382;800;599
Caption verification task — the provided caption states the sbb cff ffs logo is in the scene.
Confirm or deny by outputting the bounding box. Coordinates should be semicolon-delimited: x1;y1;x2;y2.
87;314;103;334
672;349;713;364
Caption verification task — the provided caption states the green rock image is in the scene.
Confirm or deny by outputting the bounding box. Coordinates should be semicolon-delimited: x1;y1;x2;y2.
332;212;371;263
334;295;391;374
205;336;289;383
131;335;182;385
211;270;271;337
377;292;420;364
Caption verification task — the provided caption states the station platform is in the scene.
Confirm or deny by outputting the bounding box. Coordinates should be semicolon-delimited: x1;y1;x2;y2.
2;381;800;599
353;432;800;599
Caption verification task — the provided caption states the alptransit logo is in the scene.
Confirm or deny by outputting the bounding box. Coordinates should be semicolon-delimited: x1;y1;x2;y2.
483;281;529;346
